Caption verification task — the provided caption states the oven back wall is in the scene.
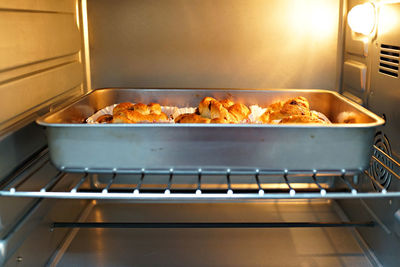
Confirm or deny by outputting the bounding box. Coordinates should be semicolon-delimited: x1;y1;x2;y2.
88;0;342;90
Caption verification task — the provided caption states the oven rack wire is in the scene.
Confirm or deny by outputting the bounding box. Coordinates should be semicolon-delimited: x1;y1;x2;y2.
0;146;399;201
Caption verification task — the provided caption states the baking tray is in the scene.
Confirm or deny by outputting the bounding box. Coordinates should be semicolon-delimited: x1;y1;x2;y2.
36;88;385;172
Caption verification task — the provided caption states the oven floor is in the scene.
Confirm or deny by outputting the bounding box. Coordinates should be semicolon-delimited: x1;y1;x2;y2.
54;201;375;267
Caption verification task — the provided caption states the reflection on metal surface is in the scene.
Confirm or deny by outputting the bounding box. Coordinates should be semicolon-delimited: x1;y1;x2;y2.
378;3;400;36
80;0;91;92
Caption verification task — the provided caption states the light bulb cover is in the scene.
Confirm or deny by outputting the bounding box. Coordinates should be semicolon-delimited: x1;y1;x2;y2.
347;3;376;35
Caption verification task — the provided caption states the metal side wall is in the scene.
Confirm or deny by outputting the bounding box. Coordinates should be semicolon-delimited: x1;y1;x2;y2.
338;1;400;266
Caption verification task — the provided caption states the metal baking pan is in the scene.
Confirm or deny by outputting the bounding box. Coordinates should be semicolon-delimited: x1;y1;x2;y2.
36;88;385;173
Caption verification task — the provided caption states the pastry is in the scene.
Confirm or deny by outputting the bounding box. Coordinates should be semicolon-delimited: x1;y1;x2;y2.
113;102;135;115
258;96;331;124
210;117;230;123
219;99;235;109
113;109;167;123
279;115;327;124
199;97;218;118
148;103;162;115
96;114;113;123
198;97;249;123
91;96;331;125
228;103;250;122
175;113;210;123
210;101;235;121
112;102;168;123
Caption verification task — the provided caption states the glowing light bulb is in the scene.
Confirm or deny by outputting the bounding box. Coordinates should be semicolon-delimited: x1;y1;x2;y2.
347;3;376;35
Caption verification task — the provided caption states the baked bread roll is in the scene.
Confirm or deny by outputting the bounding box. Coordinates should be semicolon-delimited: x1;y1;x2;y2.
210;117;230;123
113;109;167;123
228;103;250;122
219;99;235;109
112;102;168;123
113;102;135;115
210;101;235;121
112;114;134;123
199;97;218;118
198;97;250;123
260;97;313;123
131;103;149;115
279;115;327;124
148;103;162;115
280;97;310;116
96;114;113;123
175;113;210;123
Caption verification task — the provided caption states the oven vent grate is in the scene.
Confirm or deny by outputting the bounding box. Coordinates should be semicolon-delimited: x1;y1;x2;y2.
379;44;400;78
0;146;399;200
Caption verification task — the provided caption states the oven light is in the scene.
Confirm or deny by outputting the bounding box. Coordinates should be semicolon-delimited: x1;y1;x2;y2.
347;3;376;35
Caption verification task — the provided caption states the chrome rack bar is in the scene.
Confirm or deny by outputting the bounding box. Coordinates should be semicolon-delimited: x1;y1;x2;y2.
255;170;264;196
60;168;361;176
363;170;387;193
0;147;48;190
6;159;49;192
226;169;233;195
339;174;358;195
102;173;116;194
51;221;375;229
312;171;326;196
40;171;65;193
196;169;202;195
165;169;173;194
133;171;145;195
283;171;296;196
70;173;88;193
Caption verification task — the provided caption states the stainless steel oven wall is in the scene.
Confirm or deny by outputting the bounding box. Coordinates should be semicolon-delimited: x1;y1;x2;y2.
0;1;88;265
339;1;400;266
0;0;86;180
87;0;343;90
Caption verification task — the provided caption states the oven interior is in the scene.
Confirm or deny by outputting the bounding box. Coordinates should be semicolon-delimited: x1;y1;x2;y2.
0;0;400;266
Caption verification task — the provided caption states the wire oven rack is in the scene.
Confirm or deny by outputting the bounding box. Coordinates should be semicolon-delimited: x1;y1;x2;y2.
0;146;399;201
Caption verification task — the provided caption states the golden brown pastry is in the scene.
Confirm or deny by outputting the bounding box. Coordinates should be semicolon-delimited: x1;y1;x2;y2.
210;117;230;123
113;102;135;115
211;101;239;122
279;115;326;124
112;114;134;123
113;109;167;123
280;97;311;116
260;97;312;123
219;99;235;109
148;103;162;115
199;97;218;118
131;103;149;115
175;113;210;123
268;101;284;112
228;103;250;122
112;102;168;123
96;114;113;123
197;97;250;123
